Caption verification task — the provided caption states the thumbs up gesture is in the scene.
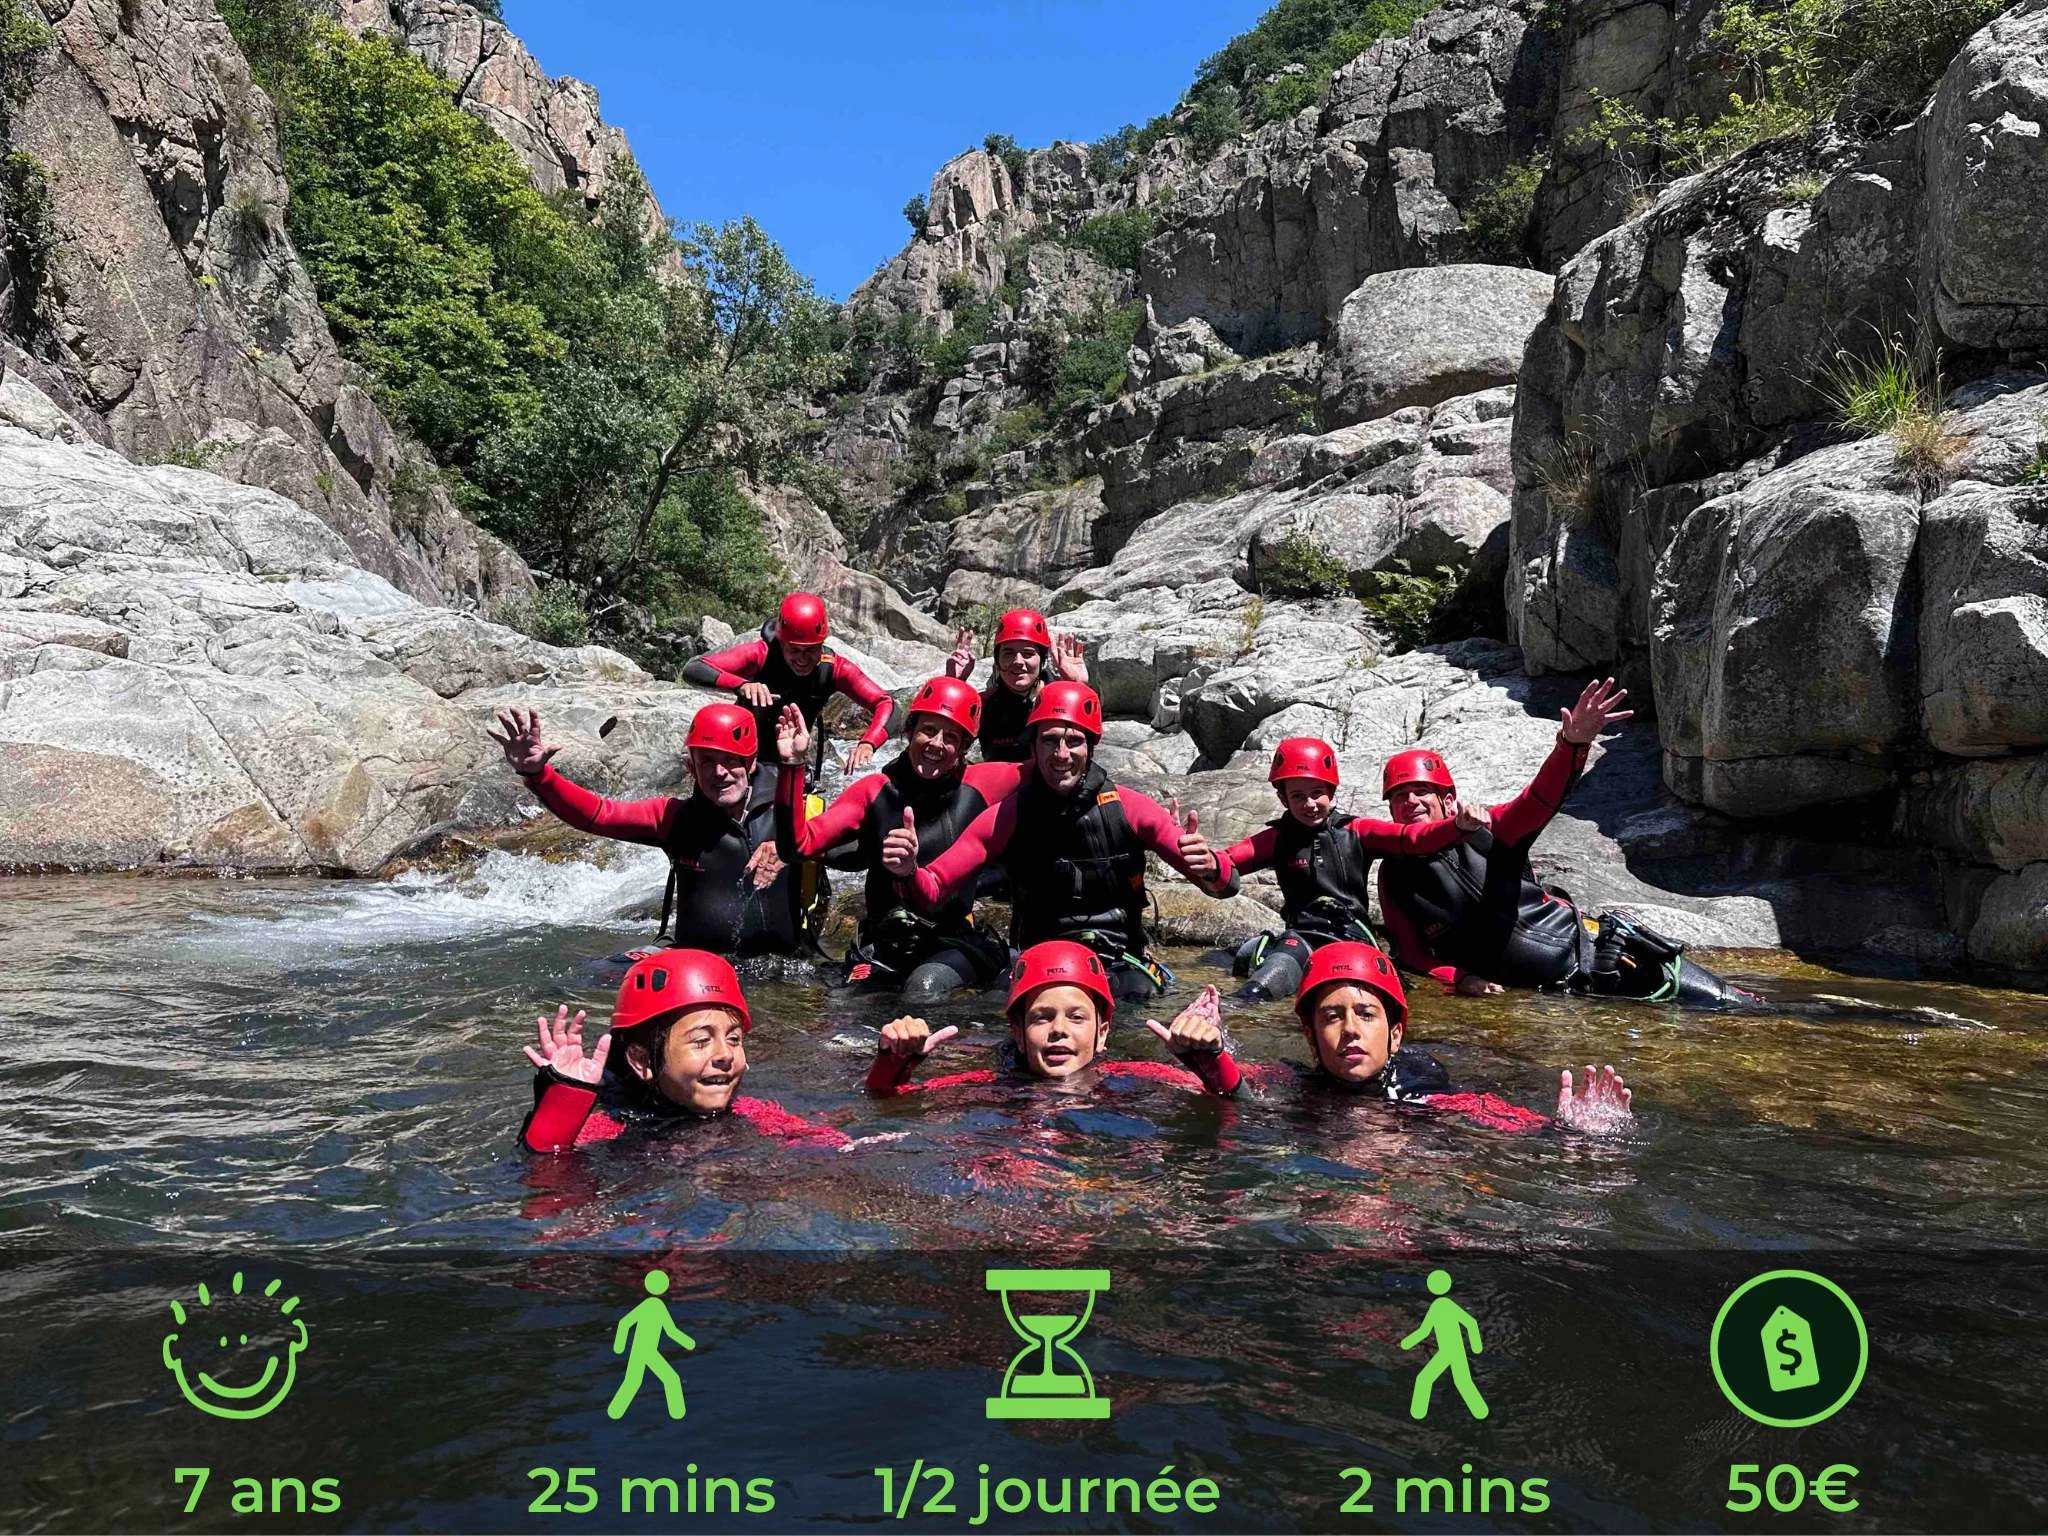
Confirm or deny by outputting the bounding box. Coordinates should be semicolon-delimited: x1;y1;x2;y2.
1171;797;1217;881
1145;985;1224;1056
881;806;920;877
879;1016;960;1058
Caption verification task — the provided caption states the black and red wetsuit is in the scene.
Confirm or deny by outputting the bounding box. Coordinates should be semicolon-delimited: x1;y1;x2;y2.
1258;1046;1549;1132
1378;735;1752;1007
526;763;802;955
684;623;893;750
519;1068;850;1154
903;760;1237;997
775;754;1025;993
943;653;1057;762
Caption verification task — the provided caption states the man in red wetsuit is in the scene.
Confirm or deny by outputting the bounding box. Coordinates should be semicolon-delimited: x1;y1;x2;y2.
883;680;1232;1001
1283;942;1638;1132
491;702;806;956
942;607;1089;763
1376;678;1758;1007
863;940;1243;1097
771;677;1023;998
683;591;894;772
518;949;848;1153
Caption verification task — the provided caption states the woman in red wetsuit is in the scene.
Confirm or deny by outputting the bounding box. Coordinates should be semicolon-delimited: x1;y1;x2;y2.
683;591;895;773
518;949;848;1154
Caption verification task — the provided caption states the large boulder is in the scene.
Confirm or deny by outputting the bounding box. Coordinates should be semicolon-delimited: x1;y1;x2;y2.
1321;264;1553;426
0;385;714;874
1918;463;2048;756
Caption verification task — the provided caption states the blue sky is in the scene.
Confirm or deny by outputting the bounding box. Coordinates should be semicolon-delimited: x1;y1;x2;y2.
500;0;1268;300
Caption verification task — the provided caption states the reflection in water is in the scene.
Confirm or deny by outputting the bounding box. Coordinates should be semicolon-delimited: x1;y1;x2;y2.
1;856;2044;1254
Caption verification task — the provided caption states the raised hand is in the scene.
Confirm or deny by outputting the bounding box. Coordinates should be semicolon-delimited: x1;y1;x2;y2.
1171;798;1218;881
878;1016;961;1057
846;741;877;774
1145;984;1224;1055
744;840;785;890
1556;1062;1635;1135
488;705;561;778
1451;796;1492;835
738;680;776;709
775;702;811;766
1560;676;1633;745
1053;630;1089;683
522;1005;609;1084
945;626;977;680
881;807;920;877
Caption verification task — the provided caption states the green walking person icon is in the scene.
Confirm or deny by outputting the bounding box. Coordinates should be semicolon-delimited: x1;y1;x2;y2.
1401;1269;1489;1421
607;1270;696;1421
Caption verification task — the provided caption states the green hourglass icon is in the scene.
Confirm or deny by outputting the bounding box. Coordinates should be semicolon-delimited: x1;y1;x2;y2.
985;1268;1111;1420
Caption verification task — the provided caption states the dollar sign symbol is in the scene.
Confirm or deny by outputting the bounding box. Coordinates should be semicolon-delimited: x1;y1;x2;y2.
1773;1327;1803;1376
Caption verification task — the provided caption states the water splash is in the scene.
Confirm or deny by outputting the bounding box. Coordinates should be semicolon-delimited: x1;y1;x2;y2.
185;846;668;950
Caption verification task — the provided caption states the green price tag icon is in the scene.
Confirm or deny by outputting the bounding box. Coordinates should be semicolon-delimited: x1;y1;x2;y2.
1711;1270;1867;1428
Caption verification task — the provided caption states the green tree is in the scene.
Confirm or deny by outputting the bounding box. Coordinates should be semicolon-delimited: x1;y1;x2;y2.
902;192;928;231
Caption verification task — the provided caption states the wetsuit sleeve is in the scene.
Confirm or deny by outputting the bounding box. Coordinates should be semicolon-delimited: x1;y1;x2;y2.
831;655;895;747
681;637;770;691
1488;733;1592;847
1423;1091;1549;1134
1116;784;1237;888
1110;1051;1244;1095
1340;813;1469;855
1377;867;1460;987
774;762;880;860
865;1052;998;1096
518;1070;622;1153
528;764;678;846
1224;825;1281;876
907;795;1015;911
962;760;1029;802
731;1096;851;1149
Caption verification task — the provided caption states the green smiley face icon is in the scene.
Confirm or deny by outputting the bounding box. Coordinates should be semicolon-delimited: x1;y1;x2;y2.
162;1271;309;1421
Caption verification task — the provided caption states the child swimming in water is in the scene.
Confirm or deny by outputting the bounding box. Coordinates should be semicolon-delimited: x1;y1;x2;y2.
864;940;1243;1097
519;948;847;1153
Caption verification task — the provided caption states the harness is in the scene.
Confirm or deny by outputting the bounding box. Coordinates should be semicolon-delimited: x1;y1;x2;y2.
1005;761;1148;951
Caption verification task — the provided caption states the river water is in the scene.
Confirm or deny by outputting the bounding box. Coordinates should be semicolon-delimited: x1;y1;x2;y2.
3;853;2045;1531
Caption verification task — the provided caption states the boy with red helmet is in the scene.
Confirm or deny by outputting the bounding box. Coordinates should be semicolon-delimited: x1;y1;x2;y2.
1284;941;1637;1133
770;676;1025;997
1376;678;1758;1007
518;949;848;1153
490;701;808;956
1207;735;1489;1002
863;939;1242;1097
942;607;1089;762
683;592;895;772
884;681;1235;1001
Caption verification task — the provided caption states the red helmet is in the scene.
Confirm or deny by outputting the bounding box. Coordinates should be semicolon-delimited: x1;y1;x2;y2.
1026;680;1102;740
1294;941;1407;1030
994;608;1052;652
1382;747;1455;799
612;948;751;1033
906;675;982;737
777;592;830;646
686;701;758;758
1005;940;1114;1026
1269;736;1340;787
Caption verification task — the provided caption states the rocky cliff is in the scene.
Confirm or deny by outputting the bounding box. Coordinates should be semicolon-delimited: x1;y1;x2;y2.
1;0;526;607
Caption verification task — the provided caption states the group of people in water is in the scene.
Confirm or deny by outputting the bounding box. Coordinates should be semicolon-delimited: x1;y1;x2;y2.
491;591;1757;1156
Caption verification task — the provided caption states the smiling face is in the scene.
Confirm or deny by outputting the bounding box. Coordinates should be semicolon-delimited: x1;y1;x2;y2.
779;637;825;675
1387;782;1449;826
161;1271;308;1421
1278;777;1335;828
1032;725;1092;796
1011;982;1107;1079
691;746;756;814
905;714;968;779
995;641;1044;696
624;1004;748;1113
1301;981;1402;1084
